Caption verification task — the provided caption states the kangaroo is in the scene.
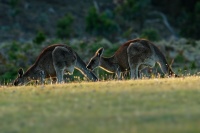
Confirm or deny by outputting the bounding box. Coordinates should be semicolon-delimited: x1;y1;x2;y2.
13;44;98;86
86;39;177;79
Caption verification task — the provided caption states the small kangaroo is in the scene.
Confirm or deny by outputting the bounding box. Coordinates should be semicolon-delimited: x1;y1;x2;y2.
86;39;176;79
13;44;98;85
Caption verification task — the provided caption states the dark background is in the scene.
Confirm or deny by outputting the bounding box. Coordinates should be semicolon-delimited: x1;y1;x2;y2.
0;0;200;82
0;0;199;41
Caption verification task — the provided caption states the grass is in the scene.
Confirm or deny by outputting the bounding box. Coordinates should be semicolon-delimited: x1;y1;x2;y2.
0;76;200;133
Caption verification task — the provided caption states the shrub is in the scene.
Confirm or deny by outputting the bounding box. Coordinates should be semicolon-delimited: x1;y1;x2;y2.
175;54;185;64
8;0;21;18
85;7;119;38
186;39;197;47
0;67;17;82
33;31;46;44
140;28;160;41
190;61;197;70
115;0;150;20
180;2;200;39
56;14;74;39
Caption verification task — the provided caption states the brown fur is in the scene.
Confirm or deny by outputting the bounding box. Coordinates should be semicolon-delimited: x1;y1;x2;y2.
13;44;98;85
87;39;176;79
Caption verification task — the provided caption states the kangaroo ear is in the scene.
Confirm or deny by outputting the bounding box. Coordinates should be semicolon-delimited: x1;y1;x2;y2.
18;68;24;78
96;47;104;57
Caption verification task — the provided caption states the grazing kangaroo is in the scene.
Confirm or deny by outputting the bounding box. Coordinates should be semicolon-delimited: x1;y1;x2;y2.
87;39;176;79
13;44;98;86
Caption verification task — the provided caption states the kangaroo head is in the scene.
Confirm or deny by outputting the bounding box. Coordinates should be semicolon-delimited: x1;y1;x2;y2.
13;68;26;86
86;47;104;70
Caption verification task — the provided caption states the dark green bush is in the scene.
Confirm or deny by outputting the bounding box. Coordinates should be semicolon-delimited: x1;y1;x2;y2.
122;28;134;38
190;61;197;70
0;68;17;82
180;2;200;39
86;7;119;38
56;14;74;39
140;28;160;41
104;45;119;56
115;0;150;20
175;54;185;64
33;31;46;44
186;39;197;47
8;0;21;18
10;41;20;51
8;41;20;60
89;42;103;53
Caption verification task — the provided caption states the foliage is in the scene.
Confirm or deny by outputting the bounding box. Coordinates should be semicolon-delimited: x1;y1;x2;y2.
186;39;197;47
103;44;119;56
174;54;185;63
179;2;200;39
115;0;151;20
33;31;46;44
0;41;39;81
56;14;74;39
140;28;160;41
0;67;17;84
190;61;197;70
85;7;119;38
8;41;20;60
122;28;134;38
8;0;21;18
1;0;200;42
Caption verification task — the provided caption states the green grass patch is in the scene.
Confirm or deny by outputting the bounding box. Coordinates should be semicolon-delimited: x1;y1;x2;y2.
0;77;200;133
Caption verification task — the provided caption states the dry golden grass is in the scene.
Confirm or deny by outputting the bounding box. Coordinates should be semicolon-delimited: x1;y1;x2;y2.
0;76;200;133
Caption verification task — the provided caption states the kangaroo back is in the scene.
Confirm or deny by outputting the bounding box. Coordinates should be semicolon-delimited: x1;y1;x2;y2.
34;44;71;65
114;39;151;71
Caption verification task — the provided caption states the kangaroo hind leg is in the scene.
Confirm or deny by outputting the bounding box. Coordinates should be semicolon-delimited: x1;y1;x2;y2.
127;53;140;79
54;67;64;83
52;46;77;83
127;42;152;79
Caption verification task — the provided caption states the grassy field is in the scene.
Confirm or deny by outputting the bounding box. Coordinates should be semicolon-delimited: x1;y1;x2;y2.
0;77;200;133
